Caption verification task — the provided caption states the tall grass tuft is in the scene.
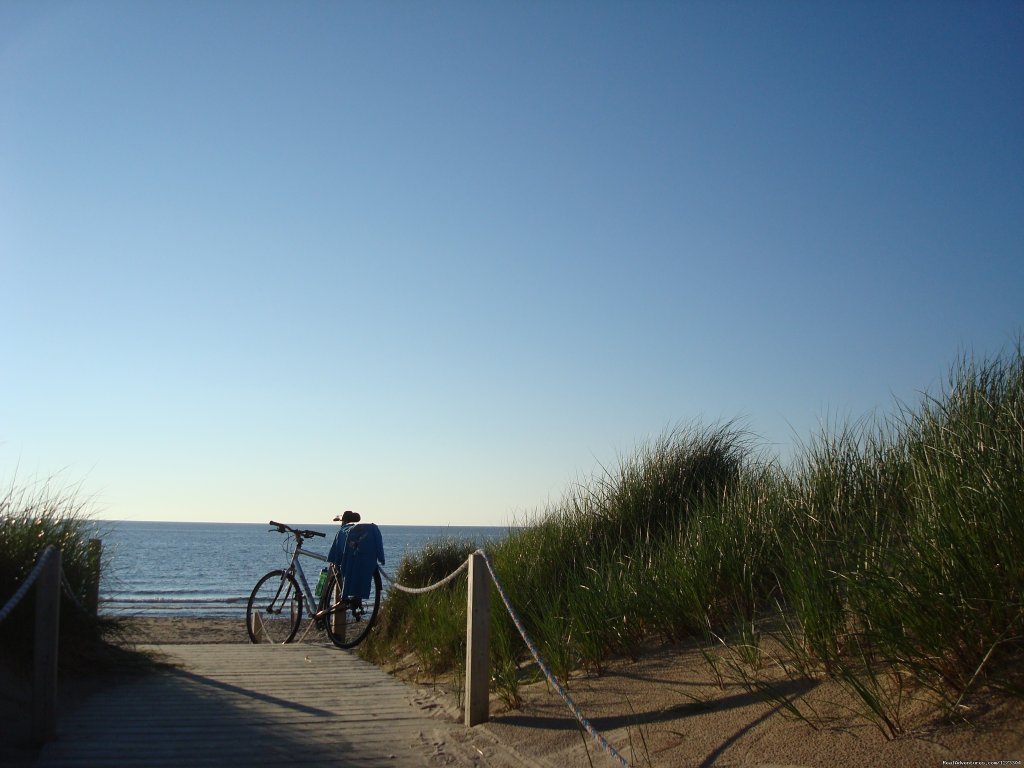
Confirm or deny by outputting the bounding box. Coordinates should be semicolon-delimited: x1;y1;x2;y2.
366;344;1023;732
0;476;117;667
868;350;1023;706
771;347;1024;731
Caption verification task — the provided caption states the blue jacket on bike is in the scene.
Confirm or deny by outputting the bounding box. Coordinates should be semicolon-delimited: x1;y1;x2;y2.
328;523;385;600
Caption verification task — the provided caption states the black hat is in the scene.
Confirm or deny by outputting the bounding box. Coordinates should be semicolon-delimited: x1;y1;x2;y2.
333;510;360;524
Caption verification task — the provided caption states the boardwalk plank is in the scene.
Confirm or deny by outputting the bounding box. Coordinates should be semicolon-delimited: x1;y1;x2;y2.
37;644;465;768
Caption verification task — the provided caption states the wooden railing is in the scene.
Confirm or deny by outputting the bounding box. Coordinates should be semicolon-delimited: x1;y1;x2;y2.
1;538;103;745
33;545;61;744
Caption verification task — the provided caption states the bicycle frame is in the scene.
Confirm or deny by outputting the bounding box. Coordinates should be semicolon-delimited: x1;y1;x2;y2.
279;529;362;629
285;538;329;613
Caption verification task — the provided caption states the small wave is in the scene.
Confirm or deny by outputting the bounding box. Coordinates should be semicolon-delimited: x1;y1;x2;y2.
101;595;248;618
101;604;247;618
102;596;246;605
105;588;247;597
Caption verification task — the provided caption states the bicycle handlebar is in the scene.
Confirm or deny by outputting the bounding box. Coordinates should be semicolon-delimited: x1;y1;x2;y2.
268;520;326;539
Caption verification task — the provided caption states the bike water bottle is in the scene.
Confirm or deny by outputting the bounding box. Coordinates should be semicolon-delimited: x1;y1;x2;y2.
315;567;328;597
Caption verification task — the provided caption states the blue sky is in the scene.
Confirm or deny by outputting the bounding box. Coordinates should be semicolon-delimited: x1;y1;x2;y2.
2;2;1022;526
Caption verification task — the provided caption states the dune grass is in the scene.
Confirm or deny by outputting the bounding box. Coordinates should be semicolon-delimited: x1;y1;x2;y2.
0;477;120;667
363;343;1024;734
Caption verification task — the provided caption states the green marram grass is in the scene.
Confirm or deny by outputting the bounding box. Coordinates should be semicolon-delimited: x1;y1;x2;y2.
0;477;119;666
369;344;1023;735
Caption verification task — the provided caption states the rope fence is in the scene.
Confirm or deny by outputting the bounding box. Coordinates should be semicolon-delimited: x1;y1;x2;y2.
378;560;468;594
2;547;100;626
60;572;93;617
382;548;631;768
477;550;631;768
0;545;58;624
1;541;102;746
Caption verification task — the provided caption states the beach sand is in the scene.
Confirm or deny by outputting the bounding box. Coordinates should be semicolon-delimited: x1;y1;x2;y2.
120;615;251;644
3;617;1022;767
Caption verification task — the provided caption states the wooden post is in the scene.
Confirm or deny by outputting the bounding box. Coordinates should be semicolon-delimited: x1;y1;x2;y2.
85;539;102;616
464;551;490;727
33;546;61;745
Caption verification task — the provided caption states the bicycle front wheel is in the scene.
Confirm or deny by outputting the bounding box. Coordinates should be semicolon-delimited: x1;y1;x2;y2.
247;570;303;644
323;568;382;649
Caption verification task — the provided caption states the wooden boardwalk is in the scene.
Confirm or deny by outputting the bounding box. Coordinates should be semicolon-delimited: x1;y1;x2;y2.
36;644;475;767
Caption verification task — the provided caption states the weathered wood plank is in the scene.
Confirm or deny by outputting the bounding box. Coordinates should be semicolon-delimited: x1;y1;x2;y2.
37;644;463;768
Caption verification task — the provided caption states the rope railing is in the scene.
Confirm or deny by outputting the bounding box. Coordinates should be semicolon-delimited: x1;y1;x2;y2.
0;545;58;624
292;560;472;643
384;547;631;767
2;549;99;625
378;560;469;594
60;572;93;616
1;541;101;746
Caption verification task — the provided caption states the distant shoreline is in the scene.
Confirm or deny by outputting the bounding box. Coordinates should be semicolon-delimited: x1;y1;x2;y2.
89;519;514;529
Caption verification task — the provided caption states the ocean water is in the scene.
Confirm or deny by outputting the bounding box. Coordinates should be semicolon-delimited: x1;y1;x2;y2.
92;520;509;618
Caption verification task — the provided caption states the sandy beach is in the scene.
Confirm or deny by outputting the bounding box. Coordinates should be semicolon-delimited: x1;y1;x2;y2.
112;619;1024;765
120;615;252;644
4;617;1022;767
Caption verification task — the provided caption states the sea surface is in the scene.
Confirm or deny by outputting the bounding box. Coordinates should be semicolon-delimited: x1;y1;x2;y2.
91;520;509;618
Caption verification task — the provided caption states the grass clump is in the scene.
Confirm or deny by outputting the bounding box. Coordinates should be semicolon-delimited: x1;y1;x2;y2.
362;536;478;677
0;476;120;668
367;342;1024;734
769;349;1024;734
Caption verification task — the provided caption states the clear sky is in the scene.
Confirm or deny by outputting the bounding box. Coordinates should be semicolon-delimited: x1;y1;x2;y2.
2;2;1022;526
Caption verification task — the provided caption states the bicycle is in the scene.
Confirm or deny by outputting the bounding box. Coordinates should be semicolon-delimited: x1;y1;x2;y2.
246;520;382;648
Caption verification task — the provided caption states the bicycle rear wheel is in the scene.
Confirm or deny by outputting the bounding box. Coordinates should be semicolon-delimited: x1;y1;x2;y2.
323;568;382;648
247;569;303;644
